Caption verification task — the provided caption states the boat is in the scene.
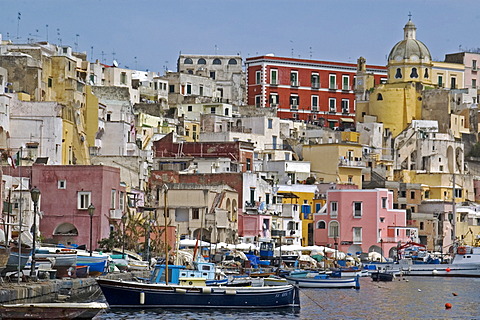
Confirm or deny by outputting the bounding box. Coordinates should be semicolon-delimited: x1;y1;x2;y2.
1;245;32;277
0;302;108;319
367;245;480;277
264;275;289;286
371;270;395;281
0;245;11;274
96;278;300;309
35;247;77;278
148;261;228;286
285;274;360;289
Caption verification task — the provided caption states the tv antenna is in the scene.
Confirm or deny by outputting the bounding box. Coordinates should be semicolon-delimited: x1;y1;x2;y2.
74;34;79;51
16;12;21;40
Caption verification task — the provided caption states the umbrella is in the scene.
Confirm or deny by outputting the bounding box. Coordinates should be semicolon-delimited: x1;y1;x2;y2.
179;239;211;247
235;243;258;250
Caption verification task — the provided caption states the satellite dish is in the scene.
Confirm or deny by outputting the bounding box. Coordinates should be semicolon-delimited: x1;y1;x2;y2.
112;59;118;67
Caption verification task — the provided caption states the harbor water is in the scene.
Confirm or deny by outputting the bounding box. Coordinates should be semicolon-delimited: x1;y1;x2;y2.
94;276;480;319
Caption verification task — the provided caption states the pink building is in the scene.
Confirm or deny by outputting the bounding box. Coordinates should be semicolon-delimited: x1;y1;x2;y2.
314;188;414;258
31;164;125;249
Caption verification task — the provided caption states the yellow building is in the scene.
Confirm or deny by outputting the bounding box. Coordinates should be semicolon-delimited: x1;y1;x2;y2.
303;142;364;187
431;61;465;89
357;19;433;137
278;185;316;246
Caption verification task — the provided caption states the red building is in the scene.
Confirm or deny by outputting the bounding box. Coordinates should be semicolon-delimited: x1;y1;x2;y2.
246;55;386;128
153;132;254;172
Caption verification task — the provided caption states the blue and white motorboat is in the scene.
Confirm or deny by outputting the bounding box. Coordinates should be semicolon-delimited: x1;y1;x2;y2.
285;273;360;289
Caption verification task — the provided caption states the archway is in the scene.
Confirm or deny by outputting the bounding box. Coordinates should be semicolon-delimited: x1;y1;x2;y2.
348;244;363;255
193;228;211;243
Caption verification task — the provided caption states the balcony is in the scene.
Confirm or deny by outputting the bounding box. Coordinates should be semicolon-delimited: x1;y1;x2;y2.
312;106;319;112
270;80;279;86
311;82;320;89
290;81;299;87
329;84;338;90
110;209;123;219
264;143;290;151
290;104;298;110
342;85;351;91
338;158;366;168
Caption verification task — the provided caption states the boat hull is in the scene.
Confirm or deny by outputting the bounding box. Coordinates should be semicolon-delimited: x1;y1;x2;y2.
400;264;480;277
0;302;108;319
96;279;300;309
285;276;360;289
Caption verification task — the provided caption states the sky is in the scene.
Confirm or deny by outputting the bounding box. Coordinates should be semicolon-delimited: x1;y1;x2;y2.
0;0;479;74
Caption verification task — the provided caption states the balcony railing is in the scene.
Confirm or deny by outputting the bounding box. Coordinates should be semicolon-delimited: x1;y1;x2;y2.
110;209;123;219
291;81;299;87
312;106;319;112
291;104;298;110
338;159;366;168
329;84;338;90
311;82;320;89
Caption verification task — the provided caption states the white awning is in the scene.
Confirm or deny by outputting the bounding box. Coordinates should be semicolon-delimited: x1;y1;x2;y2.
340;117;354;123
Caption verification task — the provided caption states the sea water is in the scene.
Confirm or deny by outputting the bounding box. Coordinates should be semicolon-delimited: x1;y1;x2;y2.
95;277;480;319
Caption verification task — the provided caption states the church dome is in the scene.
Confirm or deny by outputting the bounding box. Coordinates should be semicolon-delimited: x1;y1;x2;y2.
388;20;431;62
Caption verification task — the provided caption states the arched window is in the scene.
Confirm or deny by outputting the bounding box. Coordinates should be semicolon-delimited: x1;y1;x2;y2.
424;68;429;78
317;220;326;229
377;93;383;101
395;68;402;79
213;58;222;65
198;58;206;65
328;221;339;238
410;68;419;78
184;58;193;64
228;58;237;65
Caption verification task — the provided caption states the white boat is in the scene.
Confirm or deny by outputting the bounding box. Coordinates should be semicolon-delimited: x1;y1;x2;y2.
264;275;289;286
285;274;360;289
0;302;108;319
367;246;480;277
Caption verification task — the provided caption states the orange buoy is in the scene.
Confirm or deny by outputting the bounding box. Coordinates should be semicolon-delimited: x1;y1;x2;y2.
445;303;452;309
452;293;458;296
446;268;451;272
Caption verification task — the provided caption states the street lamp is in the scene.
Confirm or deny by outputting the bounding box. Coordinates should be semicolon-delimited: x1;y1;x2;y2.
30;186;40;280
88;204;95;257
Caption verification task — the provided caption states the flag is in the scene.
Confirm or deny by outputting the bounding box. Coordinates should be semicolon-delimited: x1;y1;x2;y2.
7;156;15;169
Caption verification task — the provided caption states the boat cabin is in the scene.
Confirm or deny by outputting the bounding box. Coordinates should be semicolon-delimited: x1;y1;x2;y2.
150;262;217;284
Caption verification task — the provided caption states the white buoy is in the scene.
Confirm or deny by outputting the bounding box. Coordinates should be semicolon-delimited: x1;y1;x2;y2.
432;269;438;275
140;291;145;304
418;289;422;292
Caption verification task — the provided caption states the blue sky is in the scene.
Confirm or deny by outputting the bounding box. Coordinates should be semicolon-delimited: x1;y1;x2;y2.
1;0;479;73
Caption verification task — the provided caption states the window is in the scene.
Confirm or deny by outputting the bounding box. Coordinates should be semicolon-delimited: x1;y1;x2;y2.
169;85;175;93
410;68;419;78
120;72;127;85
255;95;262;107
473;60;477;70
210;71;216;79
329;98;336;112
184;58;193;64
111;189;116;209
377;93;383;100
425;190;430;199
341;99;349;113
270;94;278;106
58;180;66;189
353;201;362;217
198;58;206;64
210;107;216;114
290;95;299;108
317;221;326;229
329;74;336;89
472;79;477;89
48;78;53;88
424;68;429;78
78;191;91;210
420;222;424;230
187;105;193;112
353;227;362;243
268;119;273;129
212;58;221;65
411;191;415;199
311;73;319;88
246;158;251;171
271;69;278;85
224;108;229;116
119;191;124;211
256;71;261;84
186;83;192;94
199;85;204;96
312;95;318;108
342;75;349;90
192;208;200;219
228;58;237;65
330;201;338;217
395;68;402;79
382;197;387;208
328;221;339;238
290;71;299;86
438;75;443;87
451;77;457;89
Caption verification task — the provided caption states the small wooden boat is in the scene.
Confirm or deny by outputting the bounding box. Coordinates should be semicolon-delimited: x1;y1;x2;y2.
0;246;11;274
285;274;360;289
0;302;108;319
1;245;32;277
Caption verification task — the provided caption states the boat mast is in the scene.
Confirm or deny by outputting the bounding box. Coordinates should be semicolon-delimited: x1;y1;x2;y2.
163;184;169;285
17;147;22;284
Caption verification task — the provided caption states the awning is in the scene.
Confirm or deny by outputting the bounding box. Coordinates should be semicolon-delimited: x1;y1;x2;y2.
340;117;354;123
